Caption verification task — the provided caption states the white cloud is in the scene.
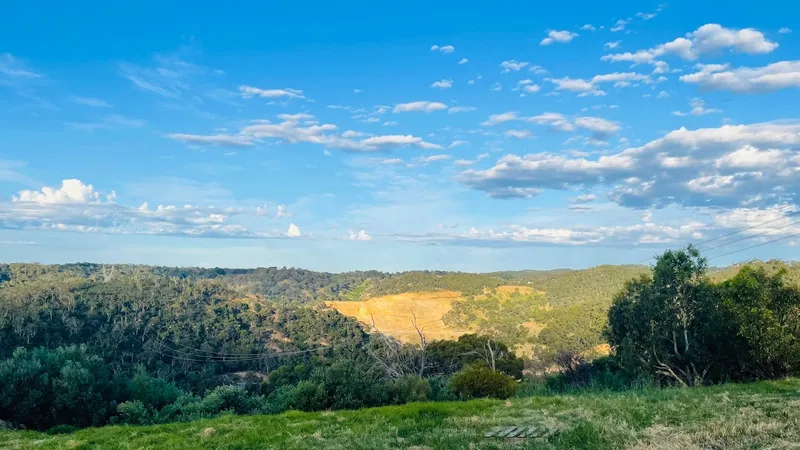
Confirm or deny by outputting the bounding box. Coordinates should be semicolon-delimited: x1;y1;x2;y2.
779;27;792;34
2;180;296;240
547;71;653;96
380;158;404;165
458;58;469;64
481;111;520;126
540;30;578;46
657;90;670;99
491;82;502;92
529;65;547;74
572;193;597;203
239;86;305;99
172;115;439;152
342;130;367;138
360;135;442;150
527;112;576;132
454;159;474;166
581;24;596;31
256;205;268;216
500;60;529;73
14;179;101;204
286;223;302;237
679;60;800;93
671;98;722;116
276;205;291;218
602;24;779;71
573;117;622;138
348;229;372;241
353;88;364;94
431;79;453;89
417;154;451;164
449;140;468;148
393;101;448;113
448;106;477;113
523;84;541;93
459;121;800;208
604;41;621;50
505;129;534;139
611;18;630;32
430;45;455;54
277;113;314;122
0;53;43;79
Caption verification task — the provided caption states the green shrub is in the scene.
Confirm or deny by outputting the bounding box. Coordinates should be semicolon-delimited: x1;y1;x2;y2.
46;424;78;435
389;375;431;404
427;375;457;401
130;370;184;410
115;400;153;425
449;364;518;399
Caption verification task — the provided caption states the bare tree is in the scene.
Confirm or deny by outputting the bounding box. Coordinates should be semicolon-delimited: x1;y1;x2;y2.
411;310;427;377
100;264;116;283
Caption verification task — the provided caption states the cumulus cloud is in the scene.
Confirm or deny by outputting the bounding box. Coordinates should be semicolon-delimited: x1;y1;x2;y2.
276;205;291;218
604;41;621;50
239;86;305;99
500;60;529;73
540;30;578;46
505;129;534;139
3;180;296;239
459;121;800;208
393;101;448;113
286;223;302;237
394;217;715;248
416;154;451;164
14;179;101;204
430;45;455;54
547;72;655;96
611;18;631;32
602;24;779;72
431;79;453;89
679;60;800;93
779;27;792;34
481;111;520;126
170;114;439;152
581;24;596;31
671;98;722;116
449;140;468;148
348;229;372;241
483;111;620;141
448;106;477;113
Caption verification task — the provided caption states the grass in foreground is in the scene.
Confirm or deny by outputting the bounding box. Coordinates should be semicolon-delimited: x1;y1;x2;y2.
2;379;800;450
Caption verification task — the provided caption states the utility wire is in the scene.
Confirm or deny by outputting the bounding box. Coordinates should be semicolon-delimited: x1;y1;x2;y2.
708;231;800;262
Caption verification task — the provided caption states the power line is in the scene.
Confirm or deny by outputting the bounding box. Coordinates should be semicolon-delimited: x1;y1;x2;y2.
701;219;799;254
631;211;800;265
694;210;800;248
708;231;800;262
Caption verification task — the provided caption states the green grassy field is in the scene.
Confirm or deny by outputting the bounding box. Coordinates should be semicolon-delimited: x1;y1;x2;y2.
3;379;800;450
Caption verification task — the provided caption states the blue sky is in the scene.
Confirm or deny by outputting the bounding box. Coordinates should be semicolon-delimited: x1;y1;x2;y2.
1;0;799;272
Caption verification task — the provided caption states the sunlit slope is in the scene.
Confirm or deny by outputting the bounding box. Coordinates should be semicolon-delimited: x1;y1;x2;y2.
326;291;471;342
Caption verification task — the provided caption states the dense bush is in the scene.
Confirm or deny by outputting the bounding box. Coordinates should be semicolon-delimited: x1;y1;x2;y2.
607;247;800;386
449;364;518;399
0;345;125;430
426;334;524;379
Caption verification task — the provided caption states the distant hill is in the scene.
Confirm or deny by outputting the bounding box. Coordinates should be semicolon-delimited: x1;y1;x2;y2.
4;259;799;367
